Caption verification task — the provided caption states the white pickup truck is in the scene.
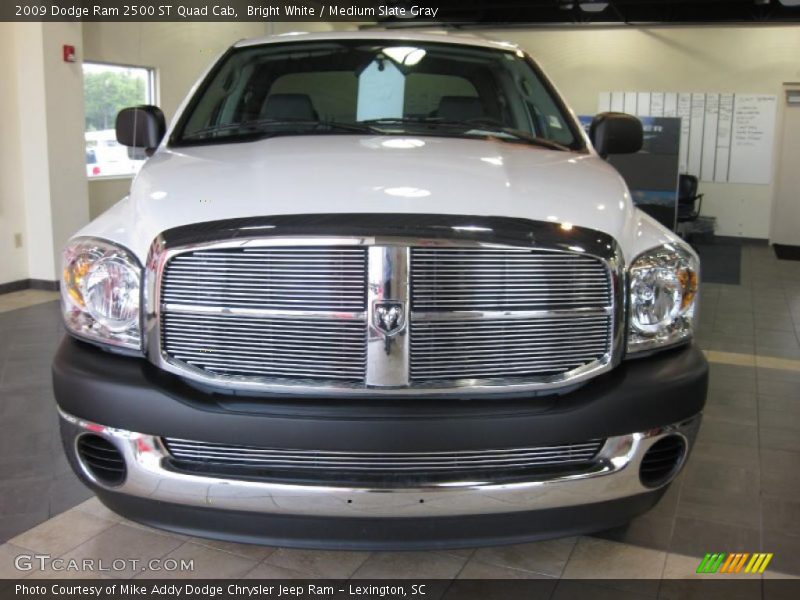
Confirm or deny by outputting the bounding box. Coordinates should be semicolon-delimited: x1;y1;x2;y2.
54;31;706;549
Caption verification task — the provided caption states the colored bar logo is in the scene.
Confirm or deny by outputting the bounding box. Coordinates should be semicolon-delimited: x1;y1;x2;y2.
696;553;773;574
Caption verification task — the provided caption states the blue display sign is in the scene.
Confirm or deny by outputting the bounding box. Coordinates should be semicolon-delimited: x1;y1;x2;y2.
580;115;681;231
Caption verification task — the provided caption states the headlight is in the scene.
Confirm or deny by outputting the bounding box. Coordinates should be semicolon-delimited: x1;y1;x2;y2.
627;243;699;354
62;238;142;351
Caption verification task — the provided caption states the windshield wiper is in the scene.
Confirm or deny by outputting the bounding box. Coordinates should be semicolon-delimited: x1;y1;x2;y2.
180;116;570;151
180;118;379;141
361;117;570;151
361;117;441;126
456;119;571;151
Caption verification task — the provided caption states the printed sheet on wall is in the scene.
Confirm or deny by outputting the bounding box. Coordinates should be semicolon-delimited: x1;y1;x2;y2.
598;92;777;185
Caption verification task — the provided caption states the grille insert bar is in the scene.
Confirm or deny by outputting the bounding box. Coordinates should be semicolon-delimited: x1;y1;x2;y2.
159;246;369;384
162;247;367;311
411;316;611;381
163;438;605;473
162;313;366;382
409;246;613;384
411;247;610;311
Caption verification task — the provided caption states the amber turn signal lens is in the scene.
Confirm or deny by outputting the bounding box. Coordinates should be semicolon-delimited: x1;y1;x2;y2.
678;269;698;311
64;259;91;308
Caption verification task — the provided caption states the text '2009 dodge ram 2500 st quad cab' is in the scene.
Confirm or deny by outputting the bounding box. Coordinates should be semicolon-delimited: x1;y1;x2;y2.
54;31;707;549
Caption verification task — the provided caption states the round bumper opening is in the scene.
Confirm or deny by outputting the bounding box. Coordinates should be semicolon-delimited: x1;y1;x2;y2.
639;434;686;488
76;434;127;487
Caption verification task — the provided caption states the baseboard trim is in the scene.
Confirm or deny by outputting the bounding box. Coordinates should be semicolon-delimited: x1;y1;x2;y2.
773;244;800;261
0;280;29;295
29;279;59;291
0;278;59;295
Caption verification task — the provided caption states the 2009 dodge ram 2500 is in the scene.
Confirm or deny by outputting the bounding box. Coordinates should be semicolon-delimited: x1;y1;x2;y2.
54;31;707;549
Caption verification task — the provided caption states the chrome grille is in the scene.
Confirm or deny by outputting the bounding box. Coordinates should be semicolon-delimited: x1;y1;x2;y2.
151;226;620;395
411;316;612;381
410;247;613;384
159;246;368;384
163;438;605;473
411;247;610;311
162;247;367;311
162;313;366;381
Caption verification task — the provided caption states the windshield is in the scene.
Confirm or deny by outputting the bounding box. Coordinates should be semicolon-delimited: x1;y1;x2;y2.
172;40;583;150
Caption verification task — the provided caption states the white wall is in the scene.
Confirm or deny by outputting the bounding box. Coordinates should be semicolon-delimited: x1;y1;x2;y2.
0;22;90;285
14;23;56;281
42;22;91;278
0;23;29;284
481;25;800;238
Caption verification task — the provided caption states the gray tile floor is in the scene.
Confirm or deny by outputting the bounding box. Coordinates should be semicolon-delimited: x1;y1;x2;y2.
0;296;92;543
1;243;799;581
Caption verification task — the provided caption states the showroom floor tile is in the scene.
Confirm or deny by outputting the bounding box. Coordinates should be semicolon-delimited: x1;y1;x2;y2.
0;290;59;315
0;243;798;580
0;300;92;543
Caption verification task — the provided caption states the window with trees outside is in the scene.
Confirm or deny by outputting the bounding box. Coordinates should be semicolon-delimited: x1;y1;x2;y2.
83;62;155;178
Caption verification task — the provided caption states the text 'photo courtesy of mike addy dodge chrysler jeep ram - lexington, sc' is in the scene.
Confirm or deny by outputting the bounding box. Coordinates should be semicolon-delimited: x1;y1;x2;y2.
54;30;707;549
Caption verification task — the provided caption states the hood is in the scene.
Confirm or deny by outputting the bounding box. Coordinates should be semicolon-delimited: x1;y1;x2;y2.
81;134;670;263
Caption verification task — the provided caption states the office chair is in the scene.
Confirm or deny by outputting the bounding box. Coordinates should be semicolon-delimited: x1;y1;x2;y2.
677;174;704;222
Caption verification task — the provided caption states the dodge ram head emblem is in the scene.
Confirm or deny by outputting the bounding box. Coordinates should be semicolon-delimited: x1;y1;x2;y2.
373;302;405;337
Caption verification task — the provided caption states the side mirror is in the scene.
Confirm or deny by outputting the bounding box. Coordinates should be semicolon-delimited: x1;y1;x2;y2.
590;112;643;158
116;105;166;155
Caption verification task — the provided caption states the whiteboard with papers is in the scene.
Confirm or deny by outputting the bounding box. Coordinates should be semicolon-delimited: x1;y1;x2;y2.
598;91;777;184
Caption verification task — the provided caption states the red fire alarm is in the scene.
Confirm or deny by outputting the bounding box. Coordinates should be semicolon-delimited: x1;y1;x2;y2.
63;45;76;63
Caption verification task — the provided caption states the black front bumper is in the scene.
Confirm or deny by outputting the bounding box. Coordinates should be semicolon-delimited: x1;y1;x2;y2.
53;336;707;549
54;337;707;451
